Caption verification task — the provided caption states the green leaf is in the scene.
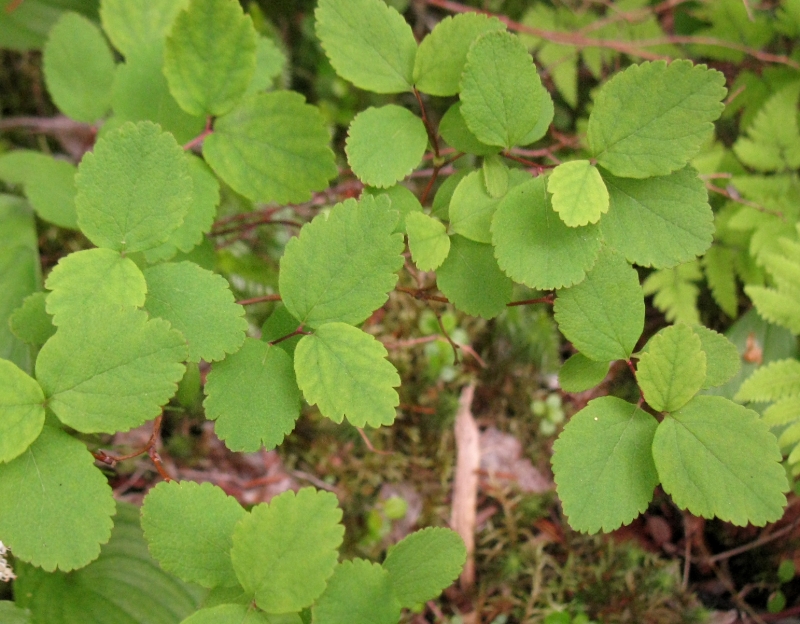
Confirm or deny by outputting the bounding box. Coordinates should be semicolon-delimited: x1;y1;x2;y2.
382;528;466;608
279;195;404;328
295;323;399;428
552;397;659;533
450;169;530;243
588;60;727;178
44;248;147;326
204;338;301;452
600;167;714;269
518;83;554;146
231;488;344;613
413;13;505;96
492;176;602;291
143;261;247;363
460;30;546;148
75;121;194;253
702;246;739;317
100;0;188;56
203;91;337;204
637;324;706;412
642;261;702;325
437;235;513;319
482;154;509;198
0;359;44;464
735;359;800;403
652;395;788;525
554;248;644;362
431;169;468;220
345;105;428;188
0;602;29;624
405;212;450;272
14;502;204;622
261;305;302;356
42;12;115;122
9;292;55;346
764;397;800;426
181;605;271;624
746;285;800;335
0;425;115;571
547;160;609;227
246;36;286;95
142;480;246;588
438;102;500;157
313;560;401;624
691;325;740;389
363;184;423;233
558;353;610;393
315;0;417;94
36;307;187;433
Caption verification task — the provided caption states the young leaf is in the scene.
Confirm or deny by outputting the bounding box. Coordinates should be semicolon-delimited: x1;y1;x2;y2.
437;235;513;319
313;560;401;624
558;353;610;393
181;604;270;624
764;397;800;427
362;184;423;233
75;121;194;253
552;397;659;533
692;325;740;389
9;292;55;346
203;91;337;204
164;0;257;116
231;488;344;613
315;0;417;94
0;359;44;464
460;31;545;148
438;102;500;156
413;13;505;96
547;160;609;227
0;425;115;572
405;212;450;272
44;248;147;327
42;13;115;122
492;176;602;290
279;195;404;328
204;338;301;452
345;105;428;188
642;261;702;325
382;528;466;608
735;359;800;403
554;248;644;362
100;0;189;56
637;324;706;412
36;307;187;433
653;396;788;526
294;323;400;428
141;480;246;588
600;167;714;269
143;261;247;363
588;60;726;178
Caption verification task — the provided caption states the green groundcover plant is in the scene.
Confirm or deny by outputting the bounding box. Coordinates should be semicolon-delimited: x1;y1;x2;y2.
0;0;795;621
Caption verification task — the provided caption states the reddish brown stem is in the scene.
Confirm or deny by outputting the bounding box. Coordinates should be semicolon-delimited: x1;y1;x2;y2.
236;294;282;306
183;117;214;151
356;428;393;455
396;286;449;303
4;0;24;13
413;87;440;159
93;415;167;475
270;326;311;346
506;295;554;307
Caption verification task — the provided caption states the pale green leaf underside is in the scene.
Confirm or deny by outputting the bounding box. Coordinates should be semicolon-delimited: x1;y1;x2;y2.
313;560;401;624
9;292;54;346
231;488;344;613
0;359;44;464
294;322;400;428
203;91;337;204
315;0;417;93
493;176;602;291
279;195;404;328
547;160;609;227
405;211;450;272
141;480;246;588
588;60;727;178
345;105;428;188
735;359;800;403
653;395;787;526
552;396;659;533
0;425;115;572
554;248;644;362
692;325;741;389
36;306;187;433
558;353;610;393
203;338;301;452
100;0;189;56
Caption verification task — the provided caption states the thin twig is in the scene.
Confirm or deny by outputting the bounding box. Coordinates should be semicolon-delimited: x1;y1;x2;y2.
356;428;393;455
706;516;800;564
236;294;282;306
506;295;554;307
183;117;213;151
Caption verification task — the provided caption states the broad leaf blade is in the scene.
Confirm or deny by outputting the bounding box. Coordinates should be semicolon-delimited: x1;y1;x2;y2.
0;359;44;464
100;0;189;56
9;292;55;346
181;605;271;624
547;160;609;227
558;353;610;393
405;212;450;272
692;325;740;389
313;560;401;624
438;102;500;156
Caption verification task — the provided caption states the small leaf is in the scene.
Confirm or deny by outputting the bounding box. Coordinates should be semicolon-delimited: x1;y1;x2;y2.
295;323;400;428
547;160;609;227
702;246;739;317
181;605;270;624
559;353;610;393
642;261;702;325
231;488;344;613
100;0;189;56
164;0;257;116
482;154;509;198
438;102;500;156
204;338;301;452
735;359;800;403
75;121;194;253
637;324;706;412
315;0;417;93
345;105;428;188
554;248;644;362
552;396;659;533
652;396;788;526
9;292;55;346
692;325;740;389
0;359;44;464
203;91;337;204
141;480;246;588
437;235;513;319
362;184;423;233
313;560;401;624
382;528;466;608
43;13;115;122
405;212;450;272
0;425;115;571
